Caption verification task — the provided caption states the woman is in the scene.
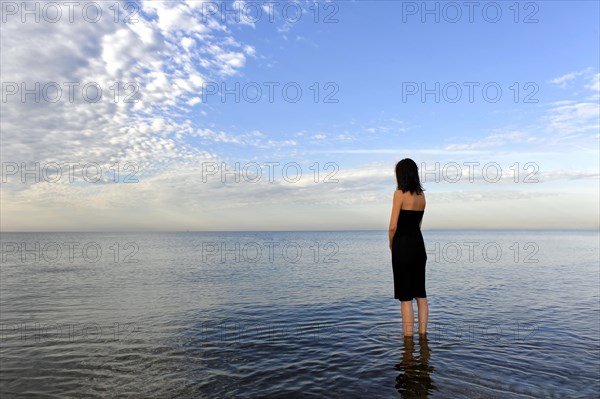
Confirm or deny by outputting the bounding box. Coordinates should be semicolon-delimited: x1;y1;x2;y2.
389;158;428;337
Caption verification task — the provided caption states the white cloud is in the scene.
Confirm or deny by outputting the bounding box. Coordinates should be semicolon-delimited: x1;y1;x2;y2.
444;130;535;151
142;1;209;34
0;0;256;167
544;101;600;139
549;67;594;88
243;44;257;56
585;73;600;100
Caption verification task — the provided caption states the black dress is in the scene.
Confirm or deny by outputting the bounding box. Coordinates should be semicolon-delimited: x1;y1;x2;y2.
391;209;427;301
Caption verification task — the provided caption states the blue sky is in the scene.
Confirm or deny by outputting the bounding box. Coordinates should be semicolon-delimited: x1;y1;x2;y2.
196;1;598;157
1;0;599;231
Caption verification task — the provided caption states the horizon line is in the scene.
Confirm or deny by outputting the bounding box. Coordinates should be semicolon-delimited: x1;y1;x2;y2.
1;228;598;234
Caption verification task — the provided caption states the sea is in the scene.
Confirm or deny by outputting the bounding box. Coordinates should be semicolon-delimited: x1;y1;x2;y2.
1;230;598;398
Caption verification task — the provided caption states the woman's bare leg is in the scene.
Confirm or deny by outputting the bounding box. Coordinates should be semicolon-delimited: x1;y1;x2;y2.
400;300;414;336
416;297;428;335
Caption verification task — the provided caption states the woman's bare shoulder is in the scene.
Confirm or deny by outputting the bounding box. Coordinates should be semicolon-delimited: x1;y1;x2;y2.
393;189;403;201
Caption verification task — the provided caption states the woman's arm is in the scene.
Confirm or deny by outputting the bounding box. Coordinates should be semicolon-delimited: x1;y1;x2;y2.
389;190;402;250
419;194;426;229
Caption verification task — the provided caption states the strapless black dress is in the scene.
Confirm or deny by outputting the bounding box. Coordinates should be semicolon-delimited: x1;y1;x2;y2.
391;210;427;301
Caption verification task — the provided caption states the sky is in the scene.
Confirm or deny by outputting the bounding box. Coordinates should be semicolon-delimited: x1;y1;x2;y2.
1;0;599;231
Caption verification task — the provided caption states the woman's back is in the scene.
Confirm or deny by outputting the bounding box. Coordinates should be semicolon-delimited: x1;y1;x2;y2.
396;209;424;234
398;190;426;211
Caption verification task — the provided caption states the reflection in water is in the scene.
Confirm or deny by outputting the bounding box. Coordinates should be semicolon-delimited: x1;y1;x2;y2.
394;334;436;398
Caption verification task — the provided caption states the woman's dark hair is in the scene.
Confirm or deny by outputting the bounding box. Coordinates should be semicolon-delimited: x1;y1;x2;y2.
395;158;424;194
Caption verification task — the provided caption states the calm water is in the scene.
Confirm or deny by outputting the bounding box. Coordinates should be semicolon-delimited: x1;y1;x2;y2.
1;230;599;398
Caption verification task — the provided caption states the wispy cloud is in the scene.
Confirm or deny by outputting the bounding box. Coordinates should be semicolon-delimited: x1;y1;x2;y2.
549;67;595;88
444;131;538;151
